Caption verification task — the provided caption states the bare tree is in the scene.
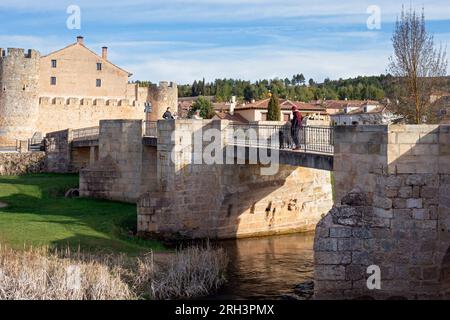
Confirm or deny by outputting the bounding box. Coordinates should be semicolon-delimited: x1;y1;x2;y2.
389;7;448;124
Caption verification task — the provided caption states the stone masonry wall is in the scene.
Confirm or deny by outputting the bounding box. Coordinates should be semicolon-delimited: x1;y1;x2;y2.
80;120;144;203
0;48;40;145
147;82;178;121
44;129;72;173
314;125;450;300
0;152;45;175
138;120;333;239
36;98;145;137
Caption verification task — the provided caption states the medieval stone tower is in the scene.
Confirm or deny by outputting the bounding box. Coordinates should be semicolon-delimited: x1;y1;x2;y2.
0;48;40;145
147;81;178;121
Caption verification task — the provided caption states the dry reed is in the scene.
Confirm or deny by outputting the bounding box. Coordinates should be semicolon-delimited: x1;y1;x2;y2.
0;243;227;300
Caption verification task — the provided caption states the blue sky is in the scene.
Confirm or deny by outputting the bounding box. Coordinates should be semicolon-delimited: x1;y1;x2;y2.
1;0;449;83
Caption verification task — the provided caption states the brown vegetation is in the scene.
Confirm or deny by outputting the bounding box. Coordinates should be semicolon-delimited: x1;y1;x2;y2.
0;244;227;300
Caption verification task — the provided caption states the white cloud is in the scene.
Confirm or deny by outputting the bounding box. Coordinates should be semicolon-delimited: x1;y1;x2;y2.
2;0;450;22
121;46;391;83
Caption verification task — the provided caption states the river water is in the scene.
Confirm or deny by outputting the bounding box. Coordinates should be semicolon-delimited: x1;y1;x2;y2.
211;232;315;300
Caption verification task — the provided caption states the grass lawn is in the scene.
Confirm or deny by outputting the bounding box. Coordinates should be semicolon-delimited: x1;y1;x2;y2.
0;174;165;254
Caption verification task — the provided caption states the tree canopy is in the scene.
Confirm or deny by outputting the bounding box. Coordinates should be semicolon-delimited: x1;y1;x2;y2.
189;96;215;119
177;75;390;103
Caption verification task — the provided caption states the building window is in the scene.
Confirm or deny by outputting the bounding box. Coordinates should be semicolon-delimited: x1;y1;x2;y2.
261;112;267;121
97;63;102;71
283;113;290;121
51;60;57;68
96;79;102;87
51;77;57;86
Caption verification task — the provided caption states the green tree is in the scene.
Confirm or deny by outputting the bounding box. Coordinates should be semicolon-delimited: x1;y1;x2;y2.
189;96;215;119
267;95;281;121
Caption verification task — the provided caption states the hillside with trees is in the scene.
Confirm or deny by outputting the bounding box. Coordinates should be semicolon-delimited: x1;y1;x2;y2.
175;74;449;103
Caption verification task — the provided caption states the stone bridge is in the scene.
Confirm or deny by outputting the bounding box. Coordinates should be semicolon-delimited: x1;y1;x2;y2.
65;120;334;239
44;120;450;299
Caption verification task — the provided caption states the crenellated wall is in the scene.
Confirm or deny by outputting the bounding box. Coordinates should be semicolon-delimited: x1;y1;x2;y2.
0;44;177;145
314;125;450;300
36;97;145;134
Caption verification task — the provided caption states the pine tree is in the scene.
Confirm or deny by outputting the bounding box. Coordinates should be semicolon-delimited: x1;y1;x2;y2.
267;95;280;121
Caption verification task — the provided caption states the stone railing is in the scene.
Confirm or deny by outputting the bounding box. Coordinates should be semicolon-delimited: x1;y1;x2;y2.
72;126;100;141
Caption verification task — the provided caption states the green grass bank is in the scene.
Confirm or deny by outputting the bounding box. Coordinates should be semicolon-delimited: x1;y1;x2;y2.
0;174;164;254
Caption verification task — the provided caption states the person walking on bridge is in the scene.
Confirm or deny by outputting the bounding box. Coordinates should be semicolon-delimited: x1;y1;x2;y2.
291;106;303;150
162;107;174;120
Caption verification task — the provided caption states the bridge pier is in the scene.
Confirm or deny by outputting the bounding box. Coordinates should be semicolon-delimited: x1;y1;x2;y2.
314;125;450;300
138;120;334;239
89;145;97;165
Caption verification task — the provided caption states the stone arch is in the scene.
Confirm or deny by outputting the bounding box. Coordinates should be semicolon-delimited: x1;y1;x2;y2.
440;247;450;299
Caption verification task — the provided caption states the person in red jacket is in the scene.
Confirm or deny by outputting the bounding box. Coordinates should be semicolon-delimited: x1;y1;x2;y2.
291;106;303;150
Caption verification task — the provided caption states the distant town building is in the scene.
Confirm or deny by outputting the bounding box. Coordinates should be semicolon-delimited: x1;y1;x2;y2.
330;101;403;125
230;98;327;122
316;100;381;115
430;93;450;123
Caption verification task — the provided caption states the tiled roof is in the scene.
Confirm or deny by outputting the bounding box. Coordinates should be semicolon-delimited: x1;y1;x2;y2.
234;99;325;112
213;112;248;123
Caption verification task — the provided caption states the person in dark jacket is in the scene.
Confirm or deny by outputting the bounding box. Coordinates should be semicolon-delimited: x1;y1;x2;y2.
291;106;303;150
162;107;174;120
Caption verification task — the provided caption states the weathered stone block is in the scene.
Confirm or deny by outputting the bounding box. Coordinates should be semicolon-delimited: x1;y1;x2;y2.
406;175;426;186
412;209;429;220
398;187;412;198
373;207;393;219
406;198;423;209
315;265;346;281
329;227;352;238
314;238;338;252
373;195;392;210
315;252;351;265
393;198;407;209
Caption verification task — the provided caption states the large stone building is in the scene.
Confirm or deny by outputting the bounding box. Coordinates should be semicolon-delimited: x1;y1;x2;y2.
0;36;177;145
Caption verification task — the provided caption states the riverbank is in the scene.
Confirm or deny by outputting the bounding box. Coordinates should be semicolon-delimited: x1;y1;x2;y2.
0;173;229;300
0;174;163;253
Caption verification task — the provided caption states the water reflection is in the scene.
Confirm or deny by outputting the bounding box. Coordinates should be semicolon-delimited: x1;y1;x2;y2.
212;232;315;300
